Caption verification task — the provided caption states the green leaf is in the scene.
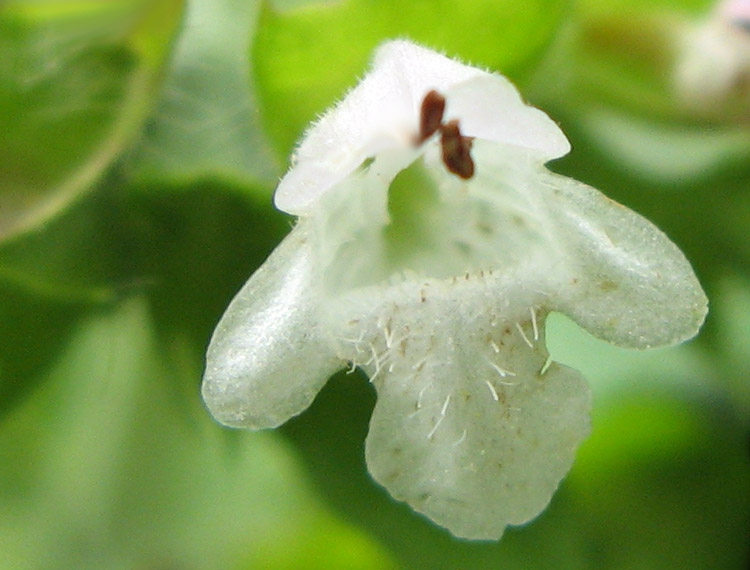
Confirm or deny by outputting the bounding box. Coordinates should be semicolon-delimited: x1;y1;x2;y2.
577;0;713;16
566;393;749;570
546;312;749;569
0;297;397;569
0;173;288;310
120;185;290;343
253;0;570;156
0;182;289;421
545;312;714;399
0;0;184;242
126;0;281;192
573;108;750;183
0;191;124;304
0;286;86;418
713;275;750;424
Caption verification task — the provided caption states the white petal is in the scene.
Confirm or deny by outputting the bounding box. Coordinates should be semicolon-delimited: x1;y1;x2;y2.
202;223;341;429
274;40;480;215
362;309;591;540
275;40;568;215
540;172;708;348
445;75;570;160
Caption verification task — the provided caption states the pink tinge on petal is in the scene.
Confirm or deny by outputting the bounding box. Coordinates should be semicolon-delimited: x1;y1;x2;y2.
718;0;750;25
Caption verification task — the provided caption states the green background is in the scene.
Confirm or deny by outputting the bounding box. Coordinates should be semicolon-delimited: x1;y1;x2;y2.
0;0;748;568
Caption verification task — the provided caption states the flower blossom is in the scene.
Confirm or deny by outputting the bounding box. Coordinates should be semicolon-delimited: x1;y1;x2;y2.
202;40;708;540
675;0;750;111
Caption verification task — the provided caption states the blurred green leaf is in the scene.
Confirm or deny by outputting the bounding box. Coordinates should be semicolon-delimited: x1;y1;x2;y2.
0;190;125;304
715;177;750;279
576;0;712;16
253;0;570;156
545;312;714;399
119;184;289;345
0;171;288;419
0;297;398;570
0;285;85;417
567;393;749;570
575;108;750;184
126;0;281;191
713;275;750;424
548;312;749;569
238;515;400;570
0;173;286;307
0;0;184;242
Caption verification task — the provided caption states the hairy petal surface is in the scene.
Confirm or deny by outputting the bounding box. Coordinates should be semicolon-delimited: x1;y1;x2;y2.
203;224;340;428
344;285;590;540
537;172;709;348
459;141;708;349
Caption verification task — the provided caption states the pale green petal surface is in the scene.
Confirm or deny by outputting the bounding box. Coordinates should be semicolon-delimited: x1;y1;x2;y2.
203;224;340;429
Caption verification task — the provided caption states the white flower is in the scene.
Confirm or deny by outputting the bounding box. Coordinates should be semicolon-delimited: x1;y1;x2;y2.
202;40;708;540
675;0;750;110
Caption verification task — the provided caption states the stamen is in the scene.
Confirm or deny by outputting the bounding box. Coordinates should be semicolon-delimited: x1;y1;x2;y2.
440;120;475;179
417;89;446;143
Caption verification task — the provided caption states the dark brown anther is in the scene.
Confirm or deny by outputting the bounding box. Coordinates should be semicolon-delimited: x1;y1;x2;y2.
417;89;446;144
440;119;475;179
